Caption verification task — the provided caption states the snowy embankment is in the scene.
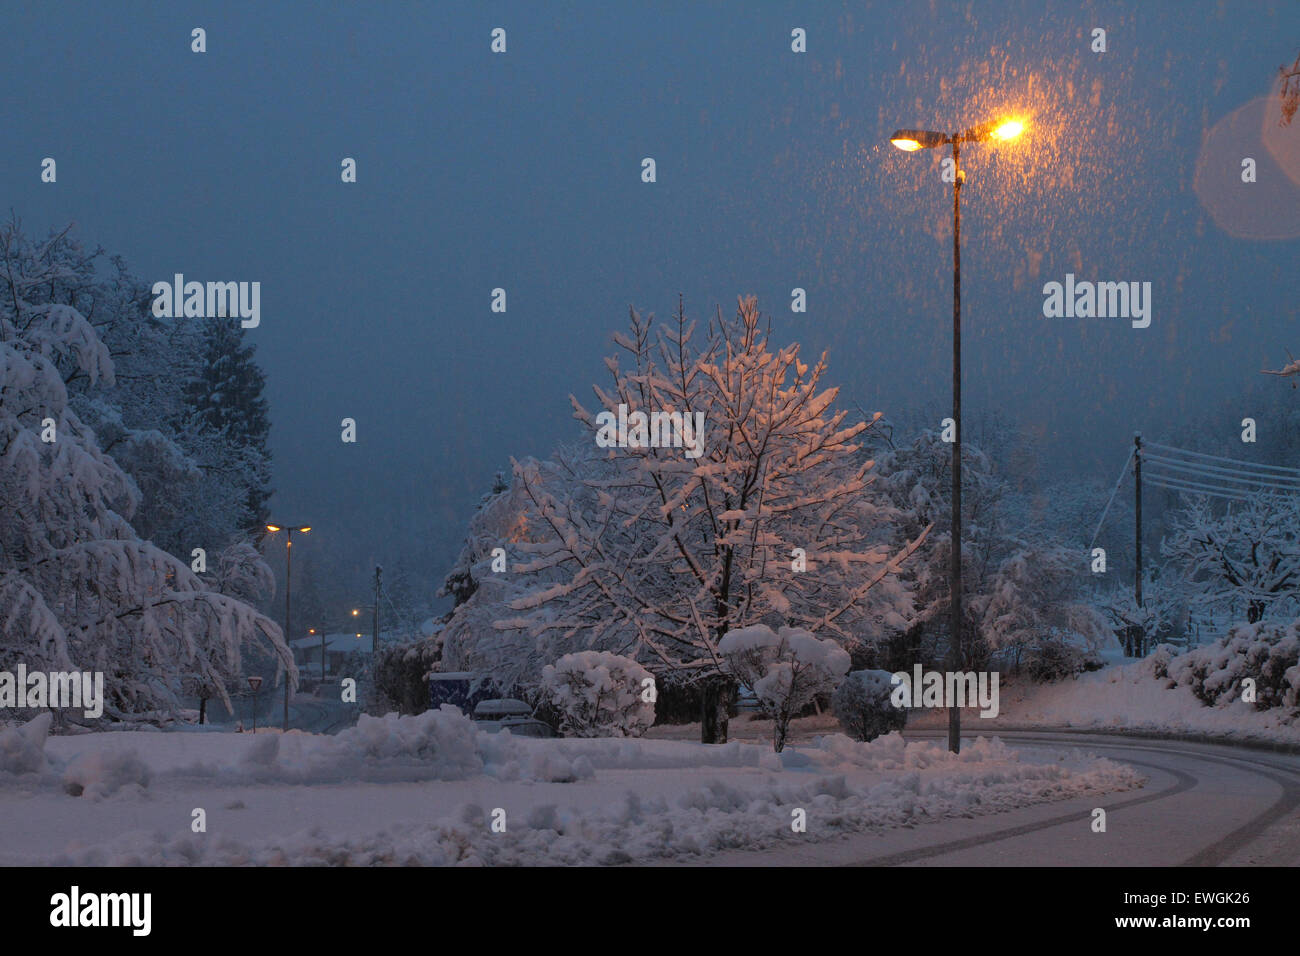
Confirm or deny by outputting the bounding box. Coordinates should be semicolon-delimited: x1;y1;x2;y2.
0;707;1139;866
906;655;1300;748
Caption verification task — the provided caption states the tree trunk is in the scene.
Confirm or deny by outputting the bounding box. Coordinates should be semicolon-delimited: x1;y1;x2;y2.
199;697;207;725
700;678;733;744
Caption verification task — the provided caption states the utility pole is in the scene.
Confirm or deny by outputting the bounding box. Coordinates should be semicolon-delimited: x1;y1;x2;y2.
1134;433;1143;657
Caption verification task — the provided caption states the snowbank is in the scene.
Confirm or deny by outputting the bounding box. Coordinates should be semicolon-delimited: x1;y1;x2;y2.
906;657;1300;747
35;734;1138;866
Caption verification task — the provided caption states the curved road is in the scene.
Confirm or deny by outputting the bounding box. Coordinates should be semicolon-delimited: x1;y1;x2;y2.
699;730;1300;866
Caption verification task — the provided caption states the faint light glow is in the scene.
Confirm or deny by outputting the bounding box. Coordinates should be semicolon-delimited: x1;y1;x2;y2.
299;526;311;533
352;608;360;616
891;137;923;152
992;120;1024;141
265;524;281;532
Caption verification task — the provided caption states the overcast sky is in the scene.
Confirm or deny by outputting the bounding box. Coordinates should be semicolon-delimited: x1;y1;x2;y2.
4;0;1297;606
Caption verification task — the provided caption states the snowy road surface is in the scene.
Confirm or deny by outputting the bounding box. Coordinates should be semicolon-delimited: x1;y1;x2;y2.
692;731;1300;866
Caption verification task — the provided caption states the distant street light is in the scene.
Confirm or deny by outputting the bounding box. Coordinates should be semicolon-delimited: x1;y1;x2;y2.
266;523;311;730
889;116;1024;754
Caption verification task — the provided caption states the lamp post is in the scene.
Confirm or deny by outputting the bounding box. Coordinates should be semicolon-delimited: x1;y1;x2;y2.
890;117;1024;754
266;522;311;730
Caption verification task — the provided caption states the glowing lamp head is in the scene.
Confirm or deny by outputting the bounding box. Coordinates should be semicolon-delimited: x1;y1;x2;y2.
992;119;1024;141
266;524;281;532
891;137;923;152
352;608;360;617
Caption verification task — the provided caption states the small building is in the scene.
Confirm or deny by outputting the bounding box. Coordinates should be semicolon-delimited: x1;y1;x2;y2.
290;631;376;676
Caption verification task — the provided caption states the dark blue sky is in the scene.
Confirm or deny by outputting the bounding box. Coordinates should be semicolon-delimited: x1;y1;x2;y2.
4;1;1297;604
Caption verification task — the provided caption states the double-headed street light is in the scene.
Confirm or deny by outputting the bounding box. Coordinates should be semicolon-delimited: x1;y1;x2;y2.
266;522;311;730
890;116;1024;754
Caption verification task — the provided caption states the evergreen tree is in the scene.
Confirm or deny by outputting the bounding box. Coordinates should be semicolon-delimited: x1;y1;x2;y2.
183;318;273;534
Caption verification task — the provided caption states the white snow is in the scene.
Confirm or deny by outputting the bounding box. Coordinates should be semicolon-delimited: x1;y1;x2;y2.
0;707;1142;866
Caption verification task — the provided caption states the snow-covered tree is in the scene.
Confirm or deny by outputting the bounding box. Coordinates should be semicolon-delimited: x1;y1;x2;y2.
0;225;294;725
718;624;850;752
972;544;1112;672
1099;568;1187;654
1161;492;1300;624
0;219;257;564
871;428;1111;676
446;298;927;743
538;650;655;738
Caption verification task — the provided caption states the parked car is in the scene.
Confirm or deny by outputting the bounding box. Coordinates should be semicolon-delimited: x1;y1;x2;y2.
429;672;500;714
471;698;556;738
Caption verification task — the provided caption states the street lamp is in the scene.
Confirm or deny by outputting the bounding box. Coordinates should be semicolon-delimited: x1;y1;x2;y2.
266;522;311;730
889;116;1024;754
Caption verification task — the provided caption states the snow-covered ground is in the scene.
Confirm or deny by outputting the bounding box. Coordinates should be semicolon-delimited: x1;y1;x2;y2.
905;653;1300;748
0;707;1141;866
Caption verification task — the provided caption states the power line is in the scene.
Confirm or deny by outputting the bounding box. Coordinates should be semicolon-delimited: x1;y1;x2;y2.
1144;474;1255;501
1145;441;1300;476
1142;454;1300;494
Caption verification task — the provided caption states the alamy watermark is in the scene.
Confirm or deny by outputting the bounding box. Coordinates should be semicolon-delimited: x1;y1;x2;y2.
594;403;706;459
890;665;1000;718
50;886;150;936
151;274;260;328
0;666;103;719
1042;273;1151;329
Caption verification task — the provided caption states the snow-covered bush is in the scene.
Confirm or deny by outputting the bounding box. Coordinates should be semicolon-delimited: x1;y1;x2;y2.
62;748;151;799
538;651;655;738
719;624;851;752
372;639;443;716
0;713;52;775
831;670;906;742
1021;635;1100;683
1165;621;1300;711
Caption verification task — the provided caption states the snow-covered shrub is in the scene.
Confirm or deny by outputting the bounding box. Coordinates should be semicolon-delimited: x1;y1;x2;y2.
719;624;851;752
372;639;442;716
62;748;150;798
538;651;655;738
831;670;906;742
1165;621;1300;711
1021;636;1098;683
0;713;52;775
1147;643;1177;683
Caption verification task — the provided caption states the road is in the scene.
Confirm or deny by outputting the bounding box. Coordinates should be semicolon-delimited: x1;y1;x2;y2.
693;730;1300;866
286;694;357;734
